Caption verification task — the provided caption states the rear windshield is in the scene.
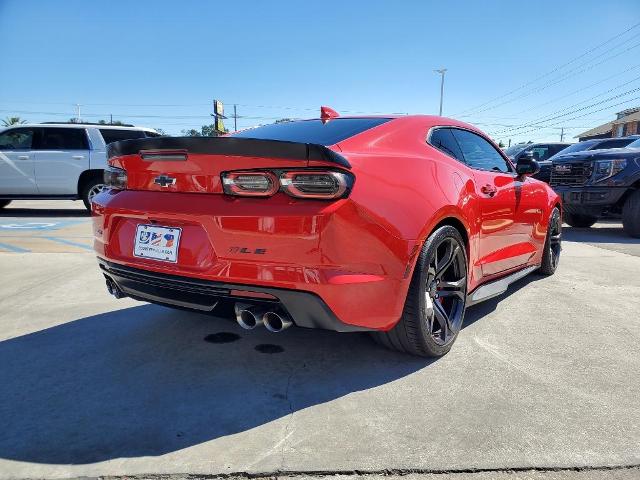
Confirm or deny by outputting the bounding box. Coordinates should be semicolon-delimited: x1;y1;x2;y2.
231;118;392;145
99;129;146;144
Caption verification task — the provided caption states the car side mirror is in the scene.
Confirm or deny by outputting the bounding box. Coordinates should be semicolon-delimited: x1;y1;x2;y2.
516;153;540;180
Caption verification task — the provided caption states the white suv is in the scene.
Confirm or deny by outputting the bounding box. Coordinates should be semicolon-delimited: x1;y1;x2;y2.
0;123;160;210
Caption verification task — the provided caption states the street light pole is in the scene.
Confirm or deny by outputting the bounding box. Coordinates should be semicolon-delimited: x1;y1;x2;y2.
434;68;447;116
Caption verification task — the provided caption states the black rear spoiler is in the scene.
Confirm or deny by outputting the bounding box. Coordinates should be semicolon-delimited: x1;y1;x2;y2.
107;136;351;169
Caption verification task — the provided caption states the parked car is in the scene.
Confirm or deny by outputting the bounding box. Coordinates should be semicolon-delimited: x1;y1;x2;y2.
536;136;640;183
0;123;161;210
93;112;561;357
550;137;640;236
504;142;571;183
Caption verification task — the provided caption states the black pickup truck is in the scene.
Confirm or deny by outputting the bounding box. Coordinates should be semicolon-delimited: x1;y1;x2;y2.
550;138;640;237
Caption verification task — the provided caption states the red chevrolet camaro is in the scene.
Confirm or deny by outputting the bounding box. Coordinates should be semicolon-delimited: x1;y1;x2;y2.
92;108;562;357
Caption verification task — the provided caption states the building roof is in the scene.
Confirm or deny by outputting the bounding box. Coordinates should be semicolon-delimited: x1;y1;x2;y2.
575;121;614;139
575;106;640;139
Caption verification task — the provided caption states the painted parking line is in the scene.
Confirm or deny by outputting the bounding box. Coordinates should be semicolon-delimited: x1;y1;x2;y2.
41;236;93;251
0;241;30;253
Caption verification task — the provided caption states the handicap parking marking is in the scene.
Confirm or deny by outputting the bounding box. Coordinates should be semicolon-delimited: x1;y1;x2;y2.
0;220;89;230
0;222;58;229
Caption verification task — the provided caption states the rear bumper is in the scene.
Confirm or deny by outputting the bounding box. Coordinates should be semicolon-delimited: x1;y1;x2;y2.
99;258;370;332
92;189;416;331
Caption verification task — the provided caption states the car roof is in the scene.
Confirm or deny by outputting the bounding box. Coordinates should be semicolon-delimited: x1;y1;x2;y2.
2;123;157;132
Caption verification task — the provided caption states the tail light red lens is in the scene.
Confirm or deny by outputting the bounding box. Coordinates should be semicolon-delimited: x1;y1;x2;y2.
280;171;349;199
221;169;353;199
222;172;279;196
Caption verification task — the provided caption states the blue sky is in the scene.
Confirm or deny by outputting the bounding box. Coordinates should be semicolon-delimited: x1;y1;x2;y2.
1;0;639;144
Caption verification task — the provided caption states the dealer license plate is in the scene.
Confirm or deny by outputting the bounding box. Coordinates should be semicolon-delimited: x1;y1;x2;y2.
133;224;181;263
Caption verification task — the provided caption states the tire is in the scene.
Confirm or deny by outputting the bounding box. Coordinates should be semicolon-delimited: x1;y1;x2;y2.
538;207;562;276
622;190;640;238
372;225;468;357
0;200;11;209
563;211;597;228
81;176;107;210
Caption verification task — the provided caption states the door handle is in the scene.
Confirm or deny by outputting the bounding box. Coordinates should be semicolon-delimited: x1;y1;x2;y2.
17;155;29;160
72;155;85;159
481;184;497;196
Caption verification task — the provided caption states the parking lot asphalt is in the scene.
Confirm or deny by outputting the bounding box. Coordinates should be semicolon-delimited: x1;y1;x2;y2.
0;201;639;480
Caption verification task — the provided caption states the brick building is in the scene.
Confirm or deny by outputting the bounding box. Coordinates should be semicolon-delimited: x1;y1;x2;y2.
577;107;640;141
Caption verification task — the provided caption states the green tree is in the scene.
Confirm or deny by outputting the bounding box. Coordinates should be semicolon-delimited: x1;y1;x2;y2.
201;124;220;136
2;116;27;127
181;124;224;137
97;119;127;126
181;128;202;137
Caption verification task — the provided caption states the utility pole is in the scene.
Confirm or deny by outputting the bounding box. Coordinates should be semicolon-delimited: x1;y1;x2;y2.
75;103;82;123
559;127;565;142
434;68;447;116
233;104;238;132
110;114;113;125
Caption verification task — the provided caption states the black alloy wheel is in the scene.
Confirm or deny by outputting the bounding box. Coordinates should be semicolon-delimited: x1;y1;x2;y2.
539;207;562;275
372;225;468;357
424;236;467;346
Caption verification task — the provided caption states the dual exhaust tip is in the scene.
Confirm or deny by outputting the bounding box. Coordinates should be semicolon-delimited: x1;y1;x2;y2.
106;278;292;333
234;303;293;333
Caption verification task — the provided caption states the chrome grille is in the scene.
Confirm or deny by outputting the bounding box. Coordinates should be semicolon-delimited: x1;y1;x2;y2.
550;161;593;186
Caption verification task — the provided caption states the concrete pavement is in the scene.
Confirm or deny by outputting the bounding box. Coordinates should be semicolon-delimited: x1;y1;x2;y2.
0;201;639;479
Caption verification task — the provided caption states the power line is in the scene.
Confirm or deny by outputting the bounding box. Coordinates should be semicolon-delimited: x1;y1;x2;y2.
487;77;640;136
494;96;640;138
459;36;640;117
508;63;640;117
454;21;640;116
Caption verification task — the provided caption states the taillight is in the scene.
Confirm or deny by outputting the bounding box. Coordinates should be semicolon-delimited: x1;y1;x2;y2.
104;166;127;190
221;170;353;199
280;171;349;199
222;171;279;197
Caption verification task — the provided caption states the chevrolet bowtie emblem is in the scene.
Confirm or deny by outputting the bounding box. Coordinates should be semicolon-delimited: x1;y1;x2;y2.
154;174;176;187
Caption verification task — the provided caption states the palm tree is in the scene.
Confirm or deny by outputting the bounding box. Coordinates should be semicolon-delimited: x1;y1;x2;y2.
2;117;27;127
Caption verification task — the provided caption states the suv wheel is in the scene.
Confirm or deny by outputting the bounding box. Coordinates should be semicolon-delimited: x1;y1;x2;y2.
81;177;107;210
622;190;640;238
0;200;11;210
563;211;597;228
539;207;562;276
372;225;468;357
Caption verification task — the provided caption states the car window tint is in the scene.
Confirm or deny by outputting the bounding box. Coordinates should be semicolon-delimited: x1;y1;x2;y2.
231;118;392;145
100;129;146;144
41;128;88;150
451;129;511;172
550;145;568;155
0;128;34;150
429;128;464;162
530;146;551;161
596;139;633;149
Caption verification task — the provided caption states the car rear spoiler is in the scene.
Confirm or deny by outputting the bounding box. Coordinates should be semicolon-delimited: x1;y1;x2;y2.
106;136;351;169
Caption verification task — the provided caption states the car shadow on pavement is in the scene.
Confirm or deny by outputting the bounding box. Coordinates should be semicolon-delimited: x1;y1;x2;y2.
563;225;640;245
0;304;432;465
0;207;90;218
